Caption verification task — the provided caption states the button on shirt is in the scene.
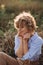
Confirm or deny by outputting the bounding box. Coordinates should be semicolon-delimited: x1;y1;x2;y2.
14;32;43;61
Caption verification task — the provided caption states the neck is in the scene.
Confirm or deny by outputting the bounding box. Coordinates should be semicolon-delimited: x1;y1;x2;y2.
29;30;35;38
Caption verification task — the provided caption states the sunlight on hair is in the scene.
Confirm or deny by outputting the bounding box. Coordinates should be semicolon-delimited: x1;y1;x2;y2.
14;11;38;30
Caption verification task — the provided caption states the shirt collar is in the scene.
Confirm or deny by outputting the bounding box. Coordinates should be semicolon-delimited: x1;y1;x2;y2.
29;32;38;42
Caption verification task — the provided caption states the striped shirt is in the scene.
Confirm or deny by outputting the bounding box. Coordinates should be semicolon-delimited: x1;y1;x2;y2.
14;32;43;61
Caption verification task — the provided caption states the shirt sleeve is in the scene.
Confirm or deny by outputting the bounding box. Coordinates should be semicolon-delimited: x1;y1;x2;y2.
21;46;39;60
14;35;20;54
21;39;43;61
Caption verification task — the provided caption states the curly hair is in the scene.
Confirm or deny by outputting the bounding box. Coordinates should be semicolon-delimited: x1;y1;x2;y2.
14;11;38;31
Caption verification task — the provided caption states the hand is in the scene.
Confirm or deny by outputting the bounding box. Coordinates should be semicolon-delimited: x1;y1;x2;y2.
18;29;24;37
23;33;30;40
17;58;23;65
18;27;29;37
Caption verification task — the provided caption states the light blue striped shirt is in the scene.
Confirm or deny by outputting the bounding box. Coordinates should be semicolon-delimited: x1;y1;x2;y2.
14;32;43;61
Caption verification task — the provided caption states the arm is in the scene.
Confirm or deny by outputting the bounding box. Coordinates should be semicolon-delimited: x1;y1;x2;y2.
21;45;41;61
14;35;23;58
23;39;29;55
22;33;30;55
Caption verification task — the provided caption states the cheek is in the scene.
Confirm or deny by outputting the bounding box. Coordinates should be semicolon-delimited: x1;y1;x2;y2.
18;28;28;35
23;29;28;33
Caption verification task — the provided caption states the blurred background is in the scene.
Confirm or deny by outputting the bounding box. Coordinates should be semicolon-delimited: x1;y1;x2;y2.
0;0;43;56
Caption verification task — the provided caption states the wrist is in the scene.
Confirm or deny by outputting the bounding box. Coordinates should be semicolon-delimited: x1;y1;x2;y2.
23;38;28;43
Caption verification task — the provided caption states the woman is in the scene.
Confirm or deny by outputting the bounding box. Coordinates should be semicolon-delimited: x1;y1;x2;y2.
14;11;43;61
0;11;43;65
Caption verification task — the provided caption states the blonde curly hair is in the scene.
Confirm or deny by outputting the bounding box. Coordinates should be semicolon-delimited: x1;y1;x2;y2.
14;11;38;31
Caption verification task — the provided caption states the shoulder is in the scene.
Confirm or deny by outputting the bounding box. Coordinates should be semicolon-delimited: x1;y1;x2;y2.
29;32;43;45
33;33;43;46
37;35;43;44
15;34;19;39
15;34;20;43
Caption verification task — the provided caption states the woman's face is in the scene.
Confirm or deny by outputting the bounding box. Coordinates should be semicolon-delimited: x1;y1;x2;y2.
18;27;29;37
